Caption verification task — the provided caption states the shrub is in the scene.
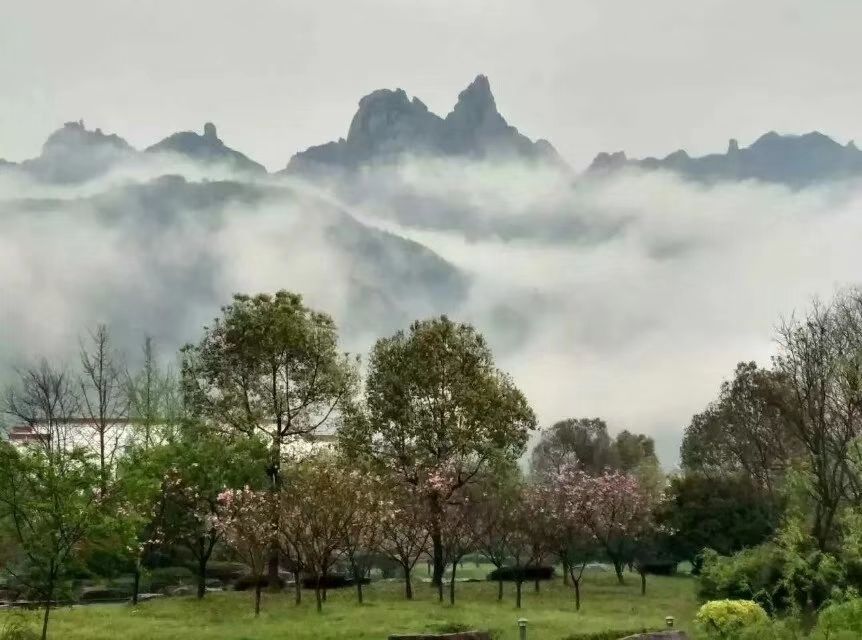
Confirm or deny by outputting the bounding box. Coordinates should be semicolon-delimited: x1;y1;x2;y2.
486;565;555;582
233;575;285;591
204;561;248;583
695;599;768;639
812;598;862;639
563;630;651;640
300;574;370;589
79;586;131;602
638;560;678;576
0;615;39;640
146;566;195;593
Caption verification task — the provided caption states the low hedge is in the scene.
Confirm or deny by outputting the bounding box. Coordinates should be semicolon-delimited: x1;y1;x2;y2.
233;575;285;591
638;561;678;576
79;587;131;602
487;566;555;582
204;561;249;583
563;629;653;640
301;574;370;589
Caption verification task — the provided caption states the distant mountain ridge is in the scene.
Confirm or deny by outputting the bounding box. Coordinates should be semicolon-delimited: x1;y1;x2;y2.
282;74;564;175
0;120;265;184
590;131;862;187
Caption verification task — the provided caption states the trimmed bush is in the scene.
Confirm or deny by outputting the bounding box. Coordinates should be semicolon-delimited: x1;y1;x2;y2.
233;575;285;591
563;630;651;640
301;574;370;589
79;587;131;602
696;599;768;639
486;566;555;582
146;566;195;593
638;561;678;576
204;561;248;583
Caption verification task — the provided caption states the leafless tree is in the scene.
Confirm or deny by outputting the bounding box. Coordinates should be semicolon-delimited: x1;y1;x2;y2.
79;324;128;491
5;360;79;457
774;293;862;550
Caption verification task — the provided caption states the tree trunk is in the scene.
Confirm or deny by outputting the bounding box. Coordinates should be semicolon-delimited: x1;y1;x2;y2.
515;579;523;609
574;579;581;611
132;560;141;605
41;600;51;640
563;560;570;586
534;578;540;593
640;571;646;596
41;581;54;640
352;559;364;604
437;568;444;602
267;548;280;591
449;561;457;605
497;578;503;601
404;565;413;600
254;581;262;616
315;576;323;613
612;558;625;584
431;528;445;587
197;554;207;599
294;571;302;605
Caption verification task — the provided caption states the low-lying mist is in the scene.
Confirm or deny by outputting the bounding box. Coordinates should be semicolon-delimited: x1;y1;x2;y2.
2;155;861;465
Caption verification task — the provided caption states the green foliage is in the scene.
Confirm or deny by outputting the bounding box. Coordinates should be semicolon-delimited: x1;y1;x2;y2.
811;598;862;639
530;418;658;479
657;473;778;570
0;614;38;640
695;600;769;639
0;441;109;602
563;630;651;640
341;315;536;484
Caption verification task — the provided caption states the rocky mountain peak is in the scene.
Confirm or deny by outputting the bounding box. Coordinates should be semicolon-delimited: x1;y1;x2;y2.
285;74;564;173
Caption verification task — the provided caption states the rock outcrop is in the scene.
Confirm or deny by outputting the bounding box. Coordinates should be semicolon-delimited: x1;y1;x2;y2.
146;122;266;174
284;74;564;175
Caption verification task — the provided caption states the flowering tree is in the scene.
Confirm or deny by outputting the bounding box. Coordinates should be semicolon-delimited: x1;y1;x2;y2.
339;471;384;604
439;493;476;605
546;465;595;610
339;316;536;586
377;484;430;600
584;470;652;584
215;488;275;615
469;466;523;601
279;455;360;612
154;423;267;599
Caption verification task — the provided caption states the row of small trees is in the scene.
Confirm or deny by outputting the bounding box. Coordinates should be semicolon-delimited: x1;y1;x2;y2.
0;290;658;639
212;454;656;615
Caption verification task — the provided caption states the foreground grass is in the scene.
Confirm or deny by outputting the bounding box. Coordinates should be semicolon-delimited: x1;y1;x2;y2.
2;568;698;640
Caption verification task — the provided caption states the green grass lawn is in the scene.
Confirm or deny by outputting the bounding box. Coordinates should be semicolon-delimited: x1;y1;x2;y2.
1;566;699;640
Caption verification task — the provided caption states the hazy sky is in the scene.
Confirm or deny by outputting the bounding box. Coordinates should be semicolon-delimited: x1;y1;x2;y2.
3;0;862;171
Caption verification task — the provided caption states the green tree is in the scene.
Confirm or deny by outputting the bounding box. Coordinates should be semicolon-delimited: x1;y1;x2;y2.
339;316;536;587
0;441;105;640
152;422;267;599
656;473;779;572
680;361;795;497
182;291;357;584
531;418;658;479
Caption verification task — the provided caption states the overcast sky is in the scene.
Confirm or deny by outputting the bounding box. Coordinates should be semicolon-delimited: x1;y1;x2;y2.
3;0;862;171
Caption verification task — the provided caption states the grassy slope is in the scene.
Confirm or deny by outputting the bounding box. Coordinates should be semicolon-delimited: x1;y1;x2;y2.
2;566;698;640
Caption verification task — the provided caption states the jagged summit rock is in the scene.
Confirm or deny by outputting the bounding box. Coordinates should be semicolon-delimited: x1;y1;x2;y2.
146;123;266;174
588;130;862;187
19;120;136;183
284;74;564;175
